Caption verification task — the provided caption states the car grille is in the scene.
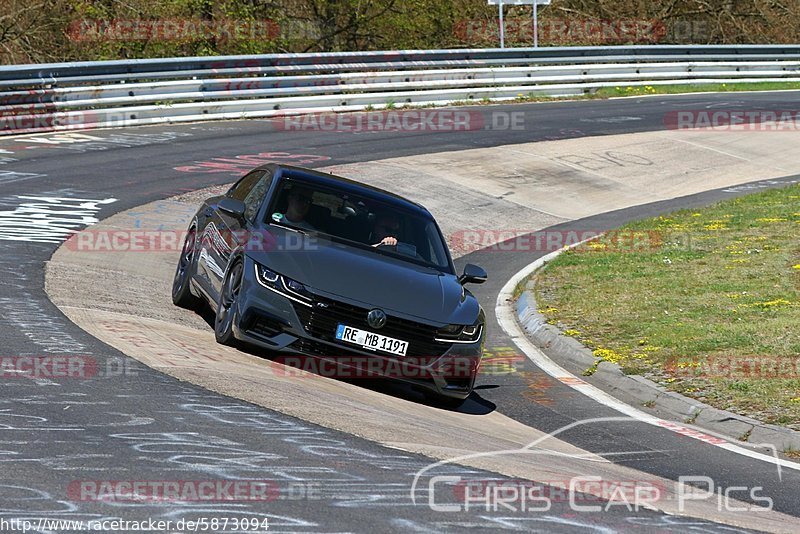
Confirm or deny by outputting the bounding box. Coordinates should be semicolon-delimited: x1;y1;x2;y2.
291;296;450;359
288;338;434;383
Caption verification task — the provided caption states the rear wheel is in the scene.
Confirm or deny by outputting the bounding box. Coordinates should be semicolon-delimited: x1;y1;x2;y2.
172;226;199;308
215;260;243;346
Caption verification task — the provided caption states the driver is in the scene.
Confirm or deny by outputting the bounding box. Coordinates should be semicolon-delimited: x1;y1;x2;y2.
277;186;316;231
371;212;400;247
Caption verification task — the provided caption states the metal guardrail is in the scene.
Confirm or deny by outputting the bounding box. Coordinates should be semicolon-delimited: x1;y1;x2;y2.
2;45;800;135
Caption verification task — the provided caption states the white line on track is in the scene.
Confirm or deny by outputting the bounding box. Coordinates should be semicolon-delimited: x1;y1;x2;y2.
496;242;800;476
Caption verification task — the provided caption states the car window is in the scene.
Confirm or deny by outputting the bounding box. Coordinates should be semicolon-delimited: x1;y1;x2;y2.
268;179;452;271
242;171;273;223
228;170;265;202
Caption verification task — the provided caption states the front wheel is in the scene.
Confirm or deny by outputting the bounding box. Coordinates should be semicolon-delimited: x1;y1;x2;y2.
172;226;199;308
215;260;243;346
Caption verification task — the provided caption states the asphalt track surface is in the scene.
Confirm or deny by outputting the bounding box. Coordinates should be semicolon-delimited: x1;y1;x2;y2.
2;92;800;532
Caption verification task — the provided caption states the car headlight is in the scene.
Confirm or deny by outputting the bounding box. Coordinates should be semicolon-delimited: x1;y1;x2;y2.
438;324;463;336
435;322;483;343
281;276;313;301
255;263;312;305
257;265;280;286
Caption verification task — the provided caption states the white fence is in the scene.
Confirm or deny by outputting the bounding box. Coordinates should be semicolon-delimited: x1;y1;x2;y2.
2;45;799;135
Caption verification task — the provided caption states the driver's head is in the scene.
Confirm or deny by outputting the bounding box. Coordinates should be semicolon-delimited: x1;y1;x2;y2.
286;186;313;220
374;212;400;240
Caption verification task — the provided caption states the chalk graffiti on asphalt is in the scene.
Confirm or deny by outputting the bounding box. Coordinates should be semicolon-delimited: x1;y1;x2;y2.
21;131;193;152
0;195;117;244
175;152;331;175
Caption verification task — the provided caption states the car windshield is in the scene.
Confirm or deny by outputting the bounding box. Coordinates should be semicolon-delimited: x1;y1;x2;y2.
267;179;452;271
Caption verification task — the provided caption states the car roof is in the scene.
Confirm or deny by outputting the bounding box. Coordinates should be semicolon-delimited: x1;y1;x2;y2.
255;163;432;218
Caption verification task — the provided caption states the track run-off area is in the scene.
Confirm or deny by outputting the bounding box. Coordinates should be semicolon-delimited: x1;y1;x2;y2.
3;92;800;532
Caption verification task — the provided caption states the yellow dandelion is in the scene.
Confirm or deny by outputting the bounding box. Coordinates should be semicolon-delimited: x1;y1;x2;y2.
592;347;623;364
747;298;792;309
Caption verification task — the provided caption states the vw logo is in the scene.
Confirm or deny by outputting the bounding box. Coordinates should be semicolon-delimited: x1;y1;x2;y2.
367;309;387;329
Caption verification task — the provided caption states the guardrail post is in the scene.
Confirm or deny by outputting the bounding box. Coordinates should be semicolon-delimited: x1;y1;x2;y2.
499;0;505;49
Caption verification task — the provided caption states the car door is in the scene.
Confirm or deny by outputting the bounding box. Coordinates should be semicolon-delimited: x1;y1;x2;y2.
206;169;274;296
195;170;263;298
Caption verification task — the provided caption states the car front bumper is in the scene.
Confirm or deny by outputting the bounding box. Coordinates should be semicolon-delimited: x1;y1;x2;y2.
231;256;483;400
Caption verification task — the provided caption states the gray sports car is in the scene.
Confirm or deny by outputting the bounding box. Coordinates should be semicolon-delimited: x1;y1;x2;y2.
172;164;487;405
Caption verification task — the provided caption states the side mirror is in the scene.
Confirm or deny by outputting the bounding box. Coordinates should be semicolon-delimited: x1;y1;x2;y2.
459;263;487;285
218;197;246;220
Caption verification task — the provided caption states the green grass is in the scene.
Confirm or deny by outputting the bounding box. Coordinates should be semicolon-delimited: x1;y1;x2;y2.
593;81;800;98
534;185;800;430
428;82;800;109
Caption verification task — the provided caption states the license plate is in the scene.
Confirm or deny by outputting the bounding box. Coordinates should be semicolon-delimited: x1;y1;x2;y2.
335;324;408;357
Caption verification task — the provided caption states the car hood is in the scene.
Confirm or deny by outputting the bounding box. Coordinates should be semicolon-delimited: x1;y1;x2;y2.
248;229;478;325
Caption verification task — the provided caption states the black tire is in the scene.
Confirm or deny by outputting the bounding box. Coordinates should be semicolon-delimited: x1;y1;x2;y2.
172;225;200;308
215;259;243;346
